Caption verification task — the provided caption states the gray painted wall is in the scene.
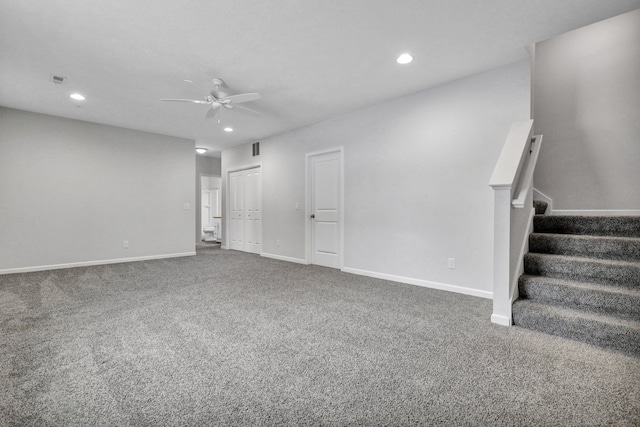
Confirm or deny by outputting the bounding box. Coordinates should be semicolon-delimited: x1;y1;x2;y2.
195;155;222;242
533;9;640;211
0;108;196;271
222;61;530;296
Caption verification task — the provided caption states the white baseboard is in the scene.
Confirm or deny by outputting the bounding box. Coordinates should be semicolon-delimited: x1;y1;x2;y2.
491;313;512;326
256;254;493;299
221;245;229;250
532;189;640;216
261;252;308;265
341;267;493;299
0;252;196;275
551;209;640;216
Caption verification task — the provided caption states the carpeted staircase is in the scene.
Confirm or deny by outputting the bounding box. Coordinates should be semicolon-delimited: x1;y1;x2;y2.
512;201;640;355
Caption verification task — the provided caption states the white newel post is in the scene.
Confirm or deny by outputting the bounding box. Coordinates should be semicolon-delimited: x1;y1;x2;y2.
488;120;535;327
491;186;513;326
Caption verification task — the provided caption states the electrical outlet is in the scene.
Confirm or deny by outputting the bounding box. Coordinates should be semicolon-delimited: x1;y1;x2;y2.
276;239;280;247
123;241;129;249
183;203;190;210
447;258;455;269
295;202;299;210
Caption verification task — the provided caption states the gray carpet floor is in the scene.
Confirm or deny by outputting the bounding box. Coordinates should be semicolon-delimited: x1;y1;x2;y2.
1;246;639;426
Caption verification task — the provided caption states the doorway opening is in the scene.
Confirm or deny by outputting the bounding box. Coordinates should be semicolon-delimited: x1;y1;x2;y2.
200;175;221;244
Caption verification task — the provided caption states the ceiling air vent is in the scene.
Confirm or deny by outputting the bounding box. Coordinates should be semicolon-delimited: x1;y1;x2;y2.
50;74;66;85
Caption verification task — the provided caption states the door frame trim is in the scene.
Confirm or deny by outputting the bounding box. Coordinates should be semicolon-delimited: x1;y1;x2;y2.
305;147;344;268
224;163;262;252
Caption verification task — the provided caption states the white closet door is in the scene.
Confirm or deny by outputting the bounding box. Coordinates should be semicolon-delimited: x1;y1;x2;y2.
244;168;262;254
229;167;261;253
229;170;245;251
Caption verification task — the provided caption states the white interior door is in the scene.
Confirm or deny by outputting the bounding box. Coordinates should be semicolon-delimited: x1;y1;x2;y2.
309;150;341;268
229;167;261;253
201;190;213;239
210;188;219;217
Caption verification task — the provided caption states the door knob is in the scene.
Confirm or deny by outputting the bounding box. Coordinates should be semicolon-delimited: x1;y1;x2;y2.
310;214;315;219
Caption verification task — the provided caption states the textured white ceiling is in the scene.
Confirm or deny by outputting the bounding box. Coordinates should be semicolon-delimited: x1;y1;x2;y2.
1;0;639;156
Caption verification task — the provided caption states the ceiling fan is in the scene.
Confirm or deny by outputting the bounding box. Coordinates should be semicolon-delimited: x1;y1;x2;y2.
161;78;261;120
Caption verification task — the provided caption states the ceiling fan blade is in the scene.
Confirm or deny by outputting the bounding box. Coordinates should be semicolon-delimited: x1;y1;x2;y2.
206;106;220;119
222;93;261;104
161;98;209;104
233;104;262;116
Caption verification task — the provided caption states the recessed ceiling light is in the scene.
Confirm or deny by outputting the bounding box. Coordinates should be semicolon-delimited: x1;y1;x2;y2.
396;53;413;64
224;127;233;132
195;147;207;154
184;79;193;83
70;93;85;101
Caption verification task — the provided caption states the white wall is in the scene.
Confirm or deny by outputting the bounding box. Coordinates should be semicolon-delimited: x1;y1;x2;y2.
533;9;640;211
0;108;196;272
202;176;222;192
222;61;530;297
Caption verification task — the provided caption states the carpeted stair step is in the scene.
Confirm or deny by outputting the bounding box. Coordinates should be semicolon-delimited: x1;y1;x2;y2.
534;215;640;237
533;200;548;215
524;253;640;289
518;274;640;320
529;233;640;262
512;299;640;356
